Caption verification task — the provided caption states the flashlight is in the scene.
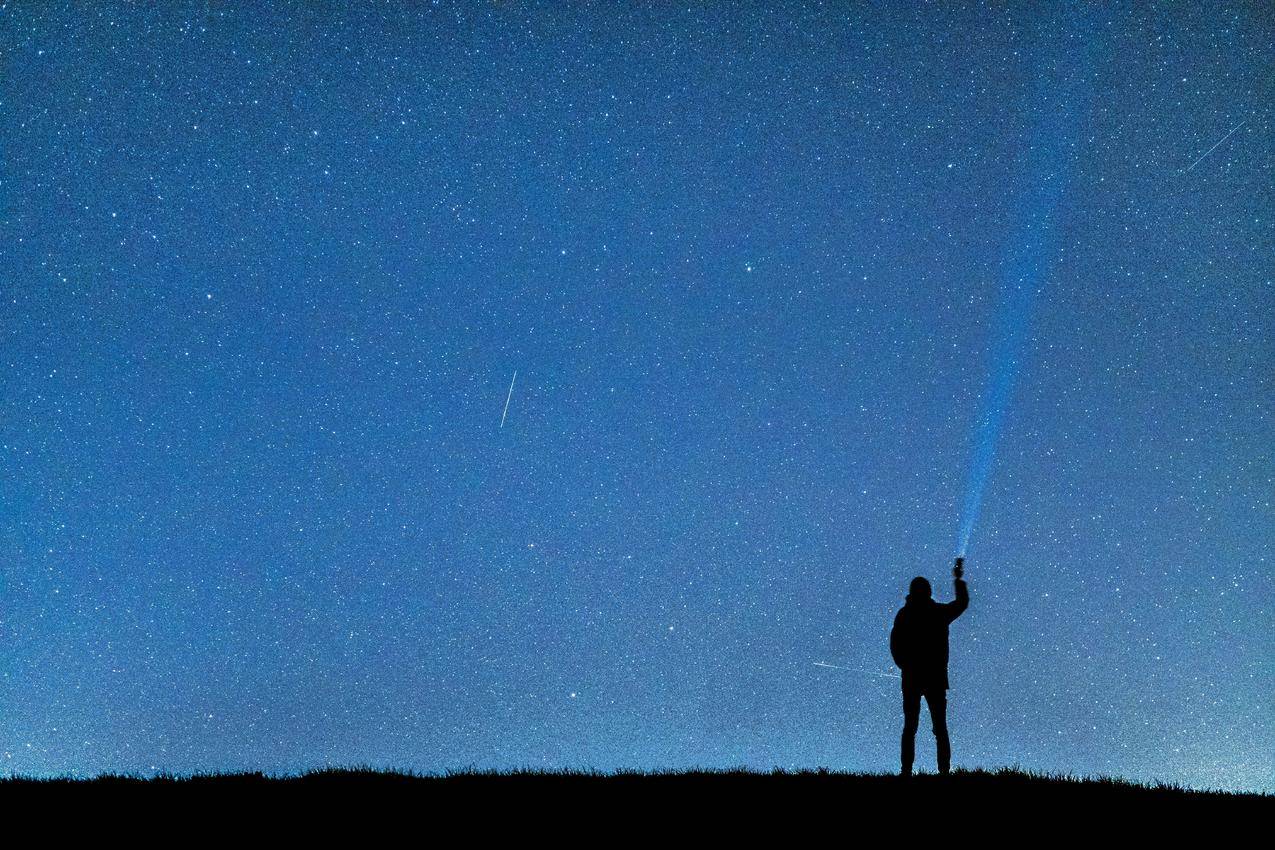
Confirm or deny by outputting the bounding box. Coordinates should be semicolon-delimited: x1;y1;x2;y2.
954;556;964;580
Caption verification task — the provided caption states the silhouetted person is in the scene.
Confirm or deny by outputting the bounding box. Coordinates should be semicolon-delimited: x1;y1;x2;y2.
890;559;969;776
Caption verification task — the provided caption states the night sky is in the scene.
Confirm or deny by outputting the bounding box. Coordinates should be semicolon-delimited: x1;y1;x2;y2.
3;2;1272;790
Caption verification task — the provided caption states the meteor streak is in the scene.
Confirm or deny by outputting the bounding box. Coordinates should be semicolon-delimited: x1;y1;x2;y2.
1184;121;1245;173
813;661;901;679
500;370;517;428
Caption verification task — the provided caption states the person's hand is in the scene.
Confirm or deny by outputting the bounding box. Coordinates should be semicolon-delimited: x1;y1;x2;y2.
953;558;964;580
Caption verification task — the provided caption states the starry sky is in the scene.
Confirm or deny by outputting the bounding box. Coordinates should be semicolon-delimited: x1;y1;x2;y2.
2;2;1272;790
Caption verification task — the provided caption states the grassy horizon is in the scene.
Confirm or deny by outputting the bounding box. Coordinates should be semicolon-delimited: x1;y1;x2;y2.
2;766;1268;799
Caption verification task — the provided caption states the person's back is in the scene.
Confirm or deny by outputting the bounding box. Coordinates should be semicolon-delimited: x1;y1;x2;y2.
890;577;968;690
889;561;969;775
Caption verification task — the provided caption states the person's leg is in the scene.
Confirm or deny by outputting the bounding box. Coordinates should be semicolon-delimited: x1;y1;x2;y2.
927;689;950;774
901;686;921;776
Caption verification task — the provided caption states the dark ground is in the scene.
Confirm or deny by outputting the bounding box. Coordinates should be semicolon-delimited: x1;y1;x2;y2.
3;769;1269;842
3;767;1268;816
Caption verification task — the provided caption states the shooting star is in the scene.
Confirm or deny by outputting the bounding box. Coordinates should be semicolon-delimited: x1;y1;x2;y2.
1183;120;1245;173
813;661;901;679
500;370;517;428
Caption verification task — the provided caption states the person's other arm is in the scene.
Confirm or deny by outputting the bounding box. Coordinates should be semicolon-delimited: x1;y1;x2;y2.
890;611;906;670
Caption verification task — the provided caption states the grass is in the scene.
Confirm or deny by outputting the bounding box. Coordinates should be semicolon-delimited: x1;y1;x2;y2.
7;766;1264;838
2;765;1268;802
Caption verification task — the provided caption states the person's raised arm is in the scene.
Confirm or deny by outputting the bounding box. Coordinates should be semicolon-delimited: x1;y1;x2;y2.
946;558;969;622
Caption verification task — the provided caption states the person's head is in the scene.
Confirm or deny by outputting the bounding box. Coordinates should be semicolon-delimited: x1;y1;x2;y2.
907;576;932;601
